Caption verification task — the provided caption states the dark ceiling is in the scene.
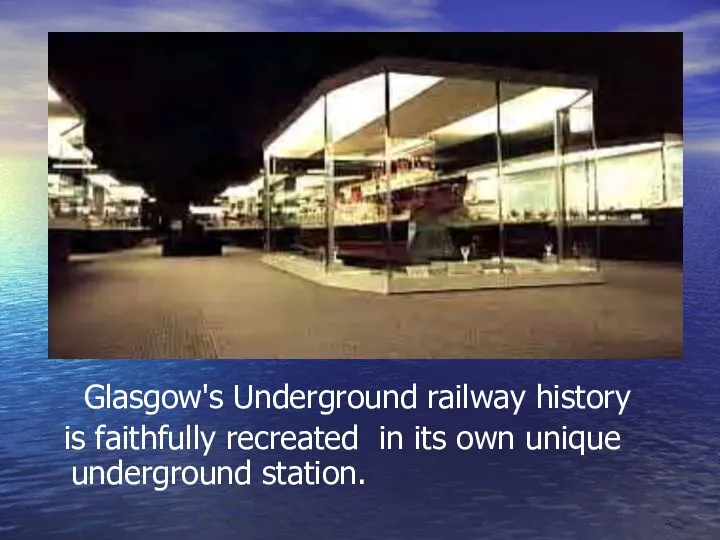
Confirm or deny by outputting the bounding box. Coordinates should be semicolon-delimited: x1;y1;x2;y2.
48;33;683;204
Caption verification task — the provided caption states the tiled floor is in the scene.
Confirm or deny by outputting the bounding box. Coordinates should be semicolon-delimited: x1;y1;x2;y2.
49;247;683;359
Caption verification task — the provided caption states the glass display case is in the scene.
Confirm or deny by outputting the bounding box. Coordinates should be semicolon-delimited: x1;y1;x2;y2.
663;138;683;207
216;179;265;229
260;59;678;292
48;172;147;229
48;173;92;227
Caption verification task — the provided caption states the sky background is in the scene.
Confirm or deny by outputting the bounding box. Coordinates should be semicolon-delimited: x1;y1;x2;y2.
1;0;719;158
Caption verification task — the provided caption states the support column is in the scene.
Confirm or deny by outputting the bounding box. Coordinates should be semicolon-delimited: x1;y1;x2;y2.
590;115;601;270
661;140;668;203
263;152;270;252
384;69;392;283
554;108;567;263
495;80;504;270
324;94;335;272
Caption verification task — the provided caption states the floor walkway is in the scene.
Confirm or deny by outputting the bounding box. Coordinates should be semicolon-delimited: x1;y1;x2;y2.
49;247;683;359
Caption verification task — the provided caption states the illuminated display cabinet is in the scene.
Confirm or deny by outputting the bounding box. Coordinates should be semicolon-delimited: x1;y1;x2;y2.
251;58;681;292
48;83;148;230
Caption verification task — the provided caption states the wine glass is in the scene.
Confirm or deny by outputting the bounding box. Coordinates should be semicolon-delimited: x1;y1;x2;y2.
460;245;470;264
544;242;553;260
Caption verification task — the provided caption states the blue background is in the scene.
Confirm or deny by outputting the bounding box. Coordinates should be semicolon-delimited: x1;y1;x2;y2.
1;156;719;538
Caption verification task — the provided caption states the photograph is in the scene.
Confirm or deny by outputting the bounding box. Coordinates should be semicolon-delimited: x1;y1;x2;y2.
48;32;683;359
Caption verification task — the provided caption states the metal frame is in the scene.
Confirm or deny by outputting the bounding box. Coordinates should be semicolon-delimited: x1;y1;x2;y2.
263;57;597;154
324;94;335;272
262;59;603;283
495;80;505;269
383;68;392;282
262;152;271;252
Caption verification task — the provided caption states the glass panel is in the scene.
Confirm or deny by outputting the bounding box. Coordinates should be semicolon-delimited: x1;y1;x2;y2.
105;184;144;229
498;81;599;276
498;80;562;274
326;72;388;275
665;141;683;207
49;172;148;229
260;69;603;289
216;178;264;231
264;96;325;258
387;71;501;282
263;156;323;257
48;172;91;226
559;92;599;271
596;146;664;216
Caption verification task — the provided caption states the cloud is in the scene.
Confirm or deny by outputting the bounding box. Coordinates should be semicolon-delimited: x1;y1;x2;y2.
48;0;272;32
620;10;720;153
328;0;440;22
684;118;720;132
0;20;47;155
685;139;720;153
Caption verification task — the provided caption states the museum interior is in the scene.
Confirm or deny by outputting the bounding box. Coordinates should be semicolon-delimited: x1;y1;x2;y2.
48;60;683;293
48;83;148;231
211;59;683;292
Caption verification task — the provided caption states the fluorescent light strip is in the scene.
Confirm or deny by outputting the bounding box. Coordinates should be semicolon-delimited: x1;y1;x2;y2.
327;73;442;143
53;163;98;170
49;117;82;141
435;87;589;140
267;98;325;158
569;106;593;134
190;205;223;216
48;84;63;103
297;175;325;190
467;141;666;180
389;138;434;156
108;185;146;201
221;185;253;199
221;176;267;199
267;73;442;158
268;84;590;158
49;140;87;160
87;174;121;189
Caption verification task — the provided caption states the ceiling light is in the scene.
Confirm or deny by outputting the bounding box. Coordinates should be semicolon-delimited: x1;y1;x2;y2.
48;84;63;103
87;174;121;188
434;87;590;140
267;72;442;158
53;163;98;170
